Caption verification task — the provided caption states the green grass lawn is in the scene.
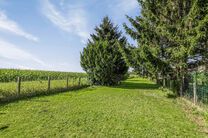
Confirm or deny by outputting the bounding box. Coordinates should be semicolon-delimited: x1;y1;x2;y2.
0;78;207;137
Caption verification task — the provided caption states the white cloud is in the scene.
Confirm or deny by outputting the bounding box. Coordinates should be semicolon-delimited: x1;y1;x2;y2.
0;38;44;65
41;0;89;43
47;62;84;72
117;0;138;13
0;61;36;70
0;11;38;41
59;0;65;7
110;0;139;21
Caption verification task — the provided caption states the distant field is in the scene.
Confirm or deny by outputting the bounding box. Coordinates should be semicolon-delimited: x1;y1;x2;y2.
0;78;207;137
0;78;88;99
0;69;87;82
0;69;88;100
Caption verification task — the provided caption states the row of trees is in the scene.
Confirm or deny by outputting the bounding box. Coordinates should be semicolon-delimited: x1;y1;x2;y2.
122;0;208;80
81;0;208;88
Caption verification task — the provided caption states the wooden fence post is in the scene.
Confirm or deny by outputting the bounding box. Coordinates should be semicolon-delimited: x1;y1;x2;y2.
170;80;173;90
48;76;50;91
193;82;197;105
66;77;68;88
180;83;183;97
193;72;198;105
180;73;184;97
168;77;170;88
78;77;81;86
87;77;90;85
17;77;21;96
180;78;183;97
73;77;75;86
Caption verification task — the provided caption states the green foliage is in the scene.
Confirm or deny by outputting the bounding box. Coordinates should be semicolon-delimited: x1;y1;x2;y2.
197;72;208;85
123;0;208;79
0;69;87;82
80;17;128;86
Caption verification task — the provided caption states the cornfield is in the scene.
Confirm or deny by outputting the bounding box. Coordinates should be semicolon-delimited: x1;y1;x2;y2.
0;69;89;100
0;69;87;82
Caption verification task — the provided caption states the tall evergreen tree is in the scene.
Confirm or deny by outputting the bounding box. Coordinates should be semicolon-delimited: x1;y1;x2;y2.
123;0;172;79
80;17;128;86
123;0;208;79
186;0;208;69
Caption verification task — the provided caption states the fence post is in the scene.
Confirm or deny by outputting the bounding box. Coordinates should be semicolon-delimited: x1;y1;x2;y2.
180;82;183;97
66;77;68;89
193;72;198;105
78;77;81;86
48;76;50;91
163;77;165;87
193;82;197;105
73;77;75;86
202;82;204;103
17;77;21;96
180;73;184;97
170;79;173;90
168;76;171;89
87;77;90;85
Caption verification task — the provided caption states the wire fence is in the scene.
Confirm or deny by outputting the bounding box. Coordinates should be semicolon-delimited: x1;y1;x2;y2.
0;76;90;101
184;72;208;104
157;71;208;105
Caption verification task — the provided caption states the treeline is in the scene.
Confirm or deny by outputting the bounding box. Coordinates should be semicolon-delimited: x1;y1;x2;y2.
80;0;208;89
121;0;208;94
122;0;208;79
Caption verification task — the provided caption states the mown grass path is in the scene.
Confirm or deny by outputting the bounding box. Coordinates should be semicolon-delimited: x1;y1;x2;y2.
0;78;207;137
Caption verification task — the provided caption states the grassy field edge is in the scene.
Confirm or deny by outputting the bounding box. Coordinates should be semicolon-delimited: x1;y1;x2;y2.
0;78;208;137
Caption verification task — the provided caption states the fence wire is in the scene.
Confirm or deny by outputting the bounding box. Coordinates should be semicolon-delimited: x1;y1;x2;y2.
184;72;208;103
0;76;89;99
157;72;208;104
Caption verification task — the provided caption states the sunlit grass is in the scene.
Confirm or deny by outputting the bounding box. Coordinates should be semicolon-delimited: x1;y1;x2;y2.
0;78;207;137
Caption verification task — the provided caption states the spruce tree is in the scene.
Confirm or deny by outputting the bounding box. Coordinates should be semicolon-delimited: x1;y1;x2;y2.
123;0;208;78
186;0;208;69
123;1;172;79
80;17;128;86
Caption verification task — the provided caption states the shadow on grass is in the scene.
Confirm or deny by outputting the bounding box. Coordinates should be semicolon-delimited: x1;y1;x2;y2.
0;85;90;106
126;79;149;82
166;93;177;99
0;125;9;131
114;80;178;99
113;81;160;90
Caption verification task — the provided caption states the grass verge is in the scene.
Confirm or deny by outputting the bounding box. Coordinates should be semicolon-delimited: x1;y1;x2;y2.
0;78;207;137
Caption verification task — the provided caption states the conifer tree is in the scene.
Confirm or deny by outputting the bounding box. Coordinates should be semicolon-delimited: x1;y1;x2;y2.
80;17;128;86
123;0;208;79
123;0;172;79
186;0;208;69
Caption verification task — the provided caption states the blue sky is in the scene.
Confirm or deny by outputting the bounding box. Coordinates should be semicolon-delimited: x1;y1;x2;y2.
0;0;140;72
